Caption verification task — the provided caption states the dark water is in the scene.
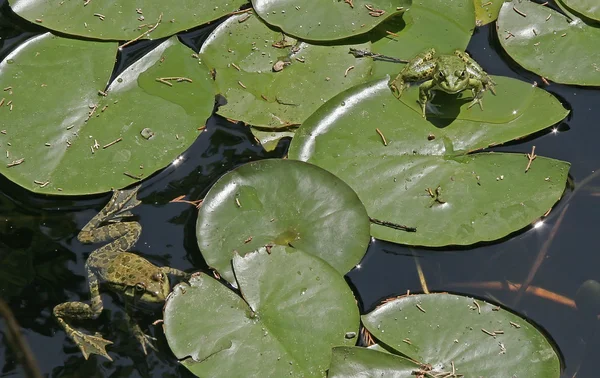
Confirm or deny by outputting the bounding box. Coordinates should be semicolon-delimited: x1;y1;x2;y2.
1;1;600;377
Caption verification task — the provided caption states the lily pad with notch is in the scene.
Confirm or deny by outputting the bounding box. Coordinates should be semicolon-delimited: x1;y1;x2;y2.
498;0;600;86
355;293;561;377
251;0;410;42
196;159;371;284
7;0;246;41
163;246;360;377
288;78;570;246
0;34;215;195
198;12;373;128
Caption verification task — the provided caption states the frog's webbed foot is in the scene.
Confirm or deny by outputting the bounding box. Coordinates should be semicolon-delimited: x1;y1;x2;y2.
105;185;142;221
135;331;158;355
70;330;113;361
467;94;484;111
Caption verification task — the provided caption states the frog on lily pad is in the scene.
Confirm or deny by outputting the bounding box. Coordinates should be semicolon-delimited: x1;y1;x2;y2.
389;48;496;118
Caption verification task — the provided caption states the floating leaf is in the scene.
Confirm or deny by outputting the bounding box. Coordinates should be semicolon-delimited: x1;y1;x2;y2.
196;159;370;284
251;0;409;41
474;0;504;26
163;246;360;377
288;78;570;246
0;34;215;195
361;293;561;377
498;0;600;86
559;0;600;22
8;0;246;40
329;346;429;377
199;12;373;128
371;0;475;78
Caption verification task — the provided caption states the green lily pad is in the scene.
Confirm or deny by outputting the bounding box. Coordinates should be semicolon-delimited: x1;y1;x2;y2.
361;293;561;376
199;12;373;128
371;0;475;78
329;346;434;377
196;159;370;284
474;0;503;26
252;0;409;41
8;0;246;40
0;34;215;195
560;0;600;22
163;246;360;377
498;0;600;86
288;78;570;246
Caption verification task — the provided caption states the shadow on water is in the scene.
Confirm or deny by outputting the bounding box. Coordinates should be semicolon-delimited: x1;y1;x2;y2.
1;2;600;377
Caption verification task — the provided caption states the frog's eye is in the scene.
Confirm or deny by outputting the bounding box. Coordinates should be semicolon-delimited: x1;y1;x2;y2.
436;71;445;79
135;283;146;292
152;272;163;282
459;70;467;78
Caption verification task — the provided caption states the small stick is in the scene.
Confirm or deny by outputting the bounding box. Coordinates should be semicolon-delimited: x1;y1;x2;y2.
369;217;416;232
344;65;355;77
123;172;143;180
525;145;537;172
513;6;527;17
7;158;24;168
102;137;122;149
121;13;162;49
375;128;388;146
348;48;408;63
473;300;481;314
416;304;426;313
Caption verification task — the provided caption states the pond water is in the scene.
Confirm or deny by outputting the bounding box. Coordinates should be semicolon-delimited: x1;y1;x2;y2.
1;1;600;377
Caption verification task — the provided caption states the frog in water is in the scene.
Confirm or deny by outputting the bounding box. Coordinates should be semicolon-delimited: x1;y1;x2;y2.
53;185;189;360
389;48;496;118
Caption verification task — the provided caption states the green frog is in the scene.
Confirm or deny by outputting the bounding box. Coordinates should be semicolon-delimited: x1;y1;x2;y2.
53;185;189;361
389;48;496;118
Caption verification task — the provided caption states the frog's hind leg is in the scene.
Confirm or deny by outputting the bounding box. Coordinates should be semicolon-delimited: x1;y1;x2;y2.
78;185;142;245
389;48;436;99
53;272;113;360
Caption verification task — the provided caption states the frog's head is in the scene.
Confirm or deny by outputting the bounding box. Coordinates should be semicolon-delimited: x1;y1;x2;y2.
131;270;171;303
433;56;469;94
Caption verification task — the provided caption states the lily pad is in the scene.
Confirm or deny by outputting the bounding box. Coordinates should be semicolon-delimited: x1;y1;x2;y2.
371;0;475;78
0;34;215;195
196;159;370;284
163;246;360;377
8;0;246;41
474;0;504;26
329;346;435;377
498;0;600;86
199;12;373;128
560;0;600;22
288;78;570;246
252;0;409;41
361;293;561;376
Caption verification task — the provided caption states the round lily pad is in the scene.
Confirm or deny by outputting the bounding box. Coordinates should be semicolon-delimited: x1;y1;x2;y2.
252;0;409;41
8;0;246;41
199;12;373;128
0;34;215;195
360;293;561;376
163;246;360;377
371;0;475;78
288;78;570;246
498;0;600;86
196;159;370;284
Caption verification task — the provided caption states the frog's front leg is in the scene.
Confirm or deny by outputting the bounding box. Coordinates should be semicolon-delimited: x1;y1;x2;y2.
389;48;437;99
161;266;191;280
418;79;435;118
466;79;485;111
53;270;113;360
